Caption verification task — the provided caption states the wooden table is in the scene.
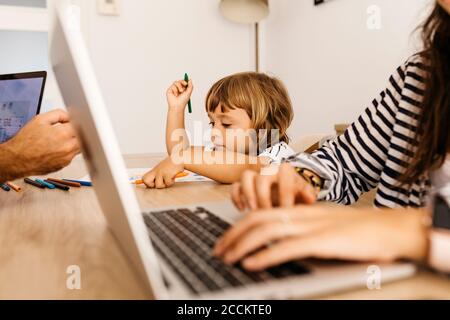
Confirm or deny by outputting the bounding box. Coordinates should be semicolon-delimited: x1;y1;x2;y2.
0;154;449;300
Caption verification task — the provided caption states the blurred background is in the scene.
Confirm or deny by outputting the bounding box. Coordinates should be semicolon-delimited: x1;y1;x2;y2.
0;0;431;154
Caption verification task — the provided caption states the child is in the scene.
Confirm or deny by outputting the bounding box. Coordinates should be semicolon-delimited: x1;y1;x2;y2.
143;72;295;189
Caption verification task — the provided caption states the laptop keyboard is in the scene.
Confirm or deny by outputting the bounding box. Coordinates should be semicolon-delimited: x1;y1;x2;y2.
143;207;310;294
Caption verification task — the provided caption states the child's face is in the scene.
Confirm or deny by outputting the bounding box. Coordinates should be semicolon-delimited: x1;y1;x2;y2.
208;105;254;154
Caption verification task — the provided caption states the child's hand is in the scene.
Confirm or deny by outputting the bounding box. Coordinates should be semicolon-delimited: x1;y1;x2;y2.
142;157;184;189
167;79;193;112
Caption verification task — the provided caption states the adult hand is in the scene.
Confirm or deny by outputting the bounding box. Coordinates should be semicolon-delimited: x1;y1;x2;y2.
213;206;429;271
231;163;317;211
0;109;81;181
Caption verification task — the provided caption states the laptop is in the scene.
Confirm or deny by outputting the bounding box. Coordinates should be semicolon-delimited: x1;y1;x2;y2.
0;71;46;143
50;2;416;299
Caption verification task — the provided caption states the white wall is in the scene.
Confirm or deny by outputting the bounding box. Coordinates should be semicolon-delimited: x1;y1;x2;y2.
79;0;254;154
2;1;431;154
0;2;61;113
0;30;55;113
262;0;432;140
0;30;48;74
80;0;432;153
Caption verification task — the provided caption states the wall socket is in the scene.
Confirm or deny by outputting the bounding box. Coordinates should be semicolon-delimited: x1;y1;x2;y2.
97;0;120;16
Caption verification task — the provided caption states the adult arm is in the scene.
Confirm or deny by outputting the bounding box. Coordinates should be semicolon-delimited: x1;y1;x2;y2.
0;110;80;183
290;64;408;204
231;60;418;210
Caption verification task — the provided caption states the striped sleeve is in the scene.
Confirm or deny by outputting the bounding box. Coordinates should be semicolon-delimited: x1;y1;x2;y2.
289;62;408;205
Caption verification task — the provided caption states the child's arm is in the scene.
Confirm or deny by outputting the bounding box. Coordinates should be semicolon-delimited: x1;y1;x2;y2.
165;79;193;155
142;146;270;188
182;147;267;184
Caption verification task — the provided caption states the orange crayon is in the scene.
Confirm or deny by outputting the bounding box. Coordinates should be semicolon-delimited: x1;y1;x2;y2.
6;181;22;192
133;171;189;185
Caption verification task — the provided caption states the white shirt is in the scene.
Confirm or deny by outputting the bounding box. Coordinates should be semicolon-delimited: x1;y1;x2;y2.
258;142;296;164
431;156;450;206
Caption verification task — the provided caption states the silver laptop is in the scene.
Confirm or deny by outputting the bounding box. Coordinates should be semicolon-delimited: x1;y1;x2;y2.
50;2;416;300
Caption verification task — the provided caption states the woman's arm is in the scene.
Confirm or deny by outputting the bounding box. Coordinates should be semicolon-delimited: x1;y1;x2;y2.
217;196;450;274
288;63;408;205
214;206;430;271
231;62;412;211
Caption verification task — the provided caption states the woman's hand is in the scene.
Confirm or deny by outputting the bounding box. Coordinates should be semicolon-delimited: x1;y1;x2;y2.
167;79;193;112
213;206;429;271
231;163;317;211
143;156;184;189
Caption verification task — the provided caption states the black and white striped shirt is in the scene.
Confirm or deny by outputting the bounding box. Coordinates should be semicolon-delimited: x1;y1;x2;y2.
289;55;431;208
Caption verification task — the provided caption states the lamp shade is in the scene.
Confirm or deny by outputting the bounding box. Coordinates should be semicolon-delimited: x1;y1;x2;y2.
219;0;269;24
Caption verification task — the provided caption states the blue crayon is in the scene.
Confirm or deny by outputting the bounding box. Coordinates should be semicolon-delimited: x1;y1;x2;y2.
63;179;92;187
35;179;56;189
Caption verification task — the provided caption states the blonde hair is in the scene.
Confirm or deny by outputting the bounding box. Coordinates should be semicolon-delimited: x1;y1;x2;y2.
205;72;294;145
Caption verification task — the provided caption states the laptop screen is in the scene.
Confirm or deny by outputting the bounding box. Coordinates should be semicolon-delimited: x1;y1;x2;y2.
0;71;46;143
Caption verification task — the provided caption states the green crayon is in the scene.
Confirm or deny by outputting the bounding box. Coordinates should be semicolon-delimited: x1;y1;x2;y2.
184;73;192;113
